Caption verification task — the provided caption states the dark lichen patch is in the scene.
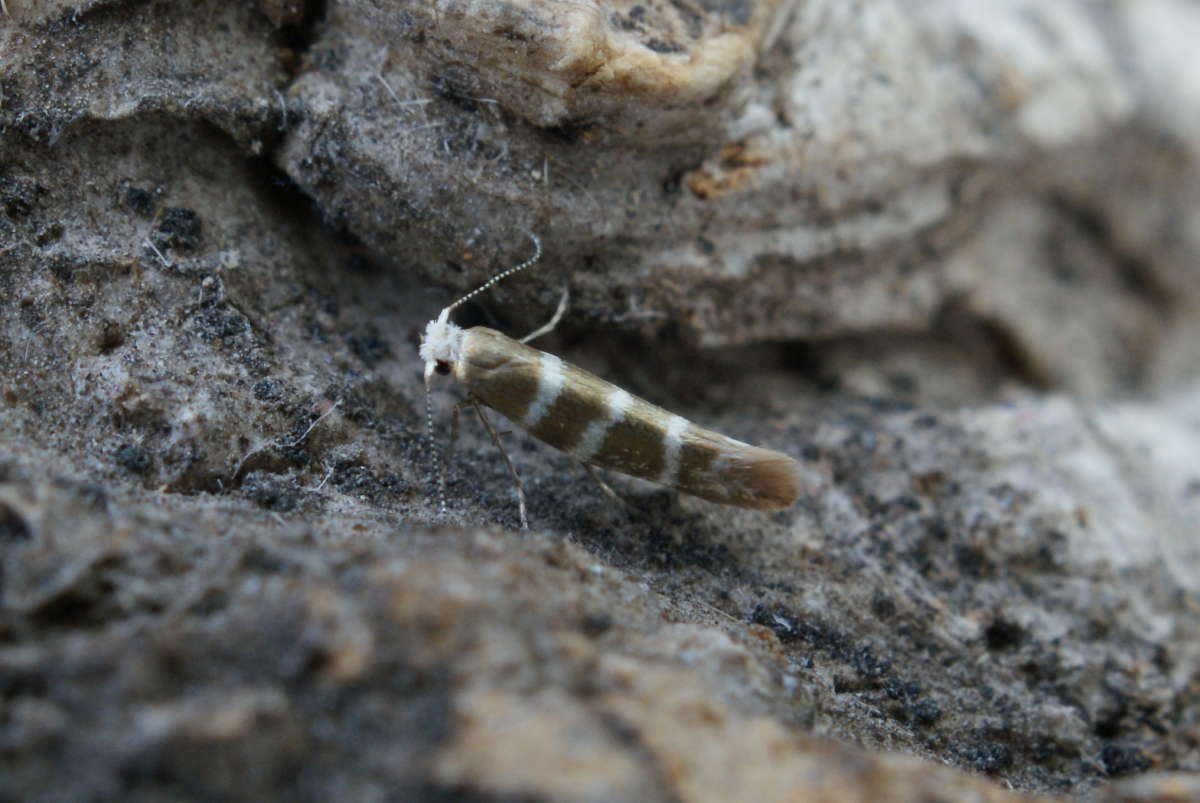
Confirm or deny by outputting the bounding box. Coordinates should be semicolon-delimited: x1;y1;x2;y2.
48;256;80;284
344;327;391;367
1098;744;1152;777
4;194;35;220
253;378;289;403
884;676;921;704
240;471;300;513
1;178;45;221
267;406;343;468
153;207;204;251
320;385;381;428
331;461;405;505
123;184;156;216
961;741;1014;774
953;544;994;579
870;593;896;619
852;645;892;680
94;320;126;353
750;600;962;737
115;443;153;475
908;698;942;727
609;514;740;577
18;298;47;334
194;306;250;342
1018;649;1063;686
34;223;64;248
750;605;859;663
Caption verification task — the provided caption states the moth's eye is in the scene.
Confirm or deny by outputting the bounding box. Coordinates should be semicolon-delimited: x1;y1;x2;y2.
435;361;452;376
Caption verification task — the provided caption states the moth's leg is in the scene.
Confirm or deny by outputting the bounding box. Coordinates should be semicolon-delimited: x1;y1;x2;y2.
519;281;569;345
581;461;628;508
470;398;530;531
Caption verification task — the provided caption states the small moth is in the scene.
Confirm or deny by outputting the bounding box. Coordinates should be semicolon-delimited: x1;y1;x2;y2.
420;234;802;526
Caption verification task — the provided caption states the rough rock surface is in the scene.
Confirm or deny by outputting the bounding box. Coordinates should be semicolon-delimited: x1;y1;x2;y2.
2;0;1199;801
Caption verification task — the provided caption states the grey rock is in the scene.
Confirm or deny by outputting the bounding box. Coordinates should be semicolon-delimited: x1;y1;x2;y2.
1;0;1198;800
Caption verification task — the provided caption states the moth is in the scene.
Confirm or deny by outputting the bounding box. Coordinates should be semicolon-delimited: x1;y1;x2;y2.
420;234;802;527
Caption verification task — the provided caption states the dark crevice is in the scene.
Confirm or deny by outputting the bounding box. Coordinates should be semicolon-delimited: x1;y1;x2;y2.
932;299;1055;391
775;302;1054;407
269;0;330;72
0;503;33;542
1047;193;1174;315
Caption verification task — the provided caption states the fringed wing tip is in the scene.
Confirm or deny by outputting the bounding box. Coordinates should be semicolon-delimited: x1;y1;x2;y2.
736;449;804;510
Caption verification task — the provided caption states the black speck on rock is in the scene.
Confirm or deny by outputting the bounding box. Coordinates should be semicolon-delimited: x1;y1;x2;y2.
908;698;942;726
580;612;613;637
852;646;891;679
954;544;993;579
751;603;798;639
155;207;203;251
34;222;64;247
884;676;920;701
871;593;896;619
962;741;1013;774
4;194;34;220
240;471;299;513
1099;744;1151;776
983;617;1025;651
253;378;287;403
750;604;845;655
196;307;248;341
331;462;404;503
345;330;391;367
115;443;153;475
124;185;156;216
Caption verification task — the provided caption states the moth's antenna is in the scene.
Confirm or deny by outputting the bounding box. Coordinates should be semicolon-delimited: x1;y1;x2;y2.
444;231;542;315
422;230;543;522
425;375;447;515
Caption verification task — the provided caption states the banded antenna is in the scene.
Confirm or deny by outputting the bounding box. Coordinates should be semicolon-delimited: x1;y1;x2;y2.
444;232;542;316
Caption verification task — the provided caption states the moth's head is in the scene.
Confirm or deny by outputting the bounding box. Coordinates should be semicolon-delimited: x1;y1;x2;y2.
420;307;464;383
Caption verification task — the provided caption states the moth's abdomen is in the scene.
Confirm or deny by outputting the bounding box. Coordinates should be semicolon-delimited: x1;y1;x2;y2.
457;327;801;510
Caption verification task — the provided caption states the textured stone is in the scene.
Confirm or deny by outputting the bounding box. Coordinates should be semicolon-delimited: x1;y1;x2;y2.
1;0;1199;801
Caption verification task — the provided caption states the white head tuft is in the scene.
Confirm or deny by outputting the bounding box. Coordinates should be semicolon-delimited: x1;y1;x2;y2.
420;308;465;381
419;232;541;383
